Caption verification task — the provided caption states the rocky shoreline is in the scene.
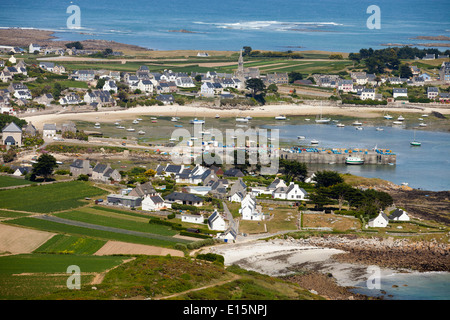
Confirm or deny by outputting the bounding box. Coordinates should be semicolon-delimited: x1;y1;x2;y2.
286;234;450;272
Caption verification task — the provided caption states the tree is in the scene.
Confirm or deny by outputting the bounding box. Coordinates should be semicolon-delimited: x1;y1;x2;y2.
245;78;266;98
288;71;303;83
96;78;106;89
309;187;334;210
280;159;308;182
267;84;278;94
313;170;344;188
65;41;83;50
399;64;413;79
242;46;252;56
329;183;354;212
32;154;58;181
194;75;202;82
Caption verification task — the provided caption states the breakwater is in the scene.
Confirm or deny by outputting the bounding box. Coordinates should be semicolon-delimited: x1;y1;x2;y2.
281;147;396;165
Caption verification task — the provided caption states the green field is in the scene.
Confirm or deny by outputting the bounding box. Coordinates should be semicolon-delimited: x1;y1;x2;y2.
0;175;35;188
34;234;106;255
5;216;189;247
0;181;108;213
0;253;126;299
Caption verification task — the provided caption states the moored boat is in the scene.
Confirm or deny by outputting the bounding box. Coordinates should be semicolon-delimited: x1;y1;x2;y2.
275;115;287;120
345;156;364;165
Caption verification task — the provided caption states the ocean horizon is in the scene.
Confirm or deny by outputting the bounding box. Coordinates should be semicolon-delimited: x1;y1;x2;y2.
0;0;449;52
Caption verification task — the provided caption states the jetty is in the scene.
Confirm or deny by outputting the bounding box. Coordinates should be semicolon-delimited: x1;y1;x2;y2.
280;147;396;165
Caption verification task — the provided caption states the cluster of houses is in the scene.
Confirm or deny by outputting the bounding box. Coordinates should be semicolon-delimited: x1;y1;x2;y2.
312;61;450;101
368;208;410;228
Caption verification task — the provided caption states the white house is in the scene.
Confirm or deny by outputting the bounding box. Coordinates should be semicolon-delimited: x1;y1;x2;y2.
393;88;408;99
42;123;57;138
207;211;227;231
29;43;41;53
368;211;389;228
141;194;170;211
181;214;204;224
137;79;153;93
239;194;263;221
103;80;118;93
360;88;375;100
389;208;410;221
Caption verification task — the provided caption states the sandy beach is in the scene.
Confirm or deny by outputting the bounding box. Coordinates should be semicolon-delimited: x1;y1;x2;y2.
20;103;450;130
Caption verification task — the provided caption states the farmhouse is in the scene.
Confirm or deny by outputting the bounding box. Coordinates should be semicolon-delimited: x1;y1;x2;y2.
141;194;170;211
2;122;22;147
239;194;264;221
368;211;389;228
69;159;91;177
164;192;204;206
389;208;410;221
42;123;57;138
393;88;408;99
91;163;121;183
128;181;157;198
207;210;227;231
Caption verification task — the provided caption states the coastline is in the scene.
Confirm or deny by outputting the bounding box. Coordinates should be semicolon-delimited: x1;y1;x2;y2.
20;103;450;130
207;236;450;300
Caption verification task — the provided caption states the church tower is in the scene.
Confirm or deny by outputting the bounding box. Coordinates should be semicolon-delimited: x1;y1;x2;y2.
235;49;245;82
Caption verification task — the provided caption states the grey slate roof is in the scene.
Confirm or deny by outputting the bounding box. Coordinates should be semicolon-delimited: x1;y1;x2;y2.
2;122;22;133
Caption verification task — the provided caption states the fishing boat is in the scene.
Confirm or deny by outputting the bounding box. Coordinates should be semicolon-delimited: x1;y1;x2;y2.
352;120;362;126
138;130;145;135
384;114;393;120
336;123;345;127
397;115;405;121
345;156;364;165
126;127;135;132
275;115;286;120
310;139;319;145
410;130;421;146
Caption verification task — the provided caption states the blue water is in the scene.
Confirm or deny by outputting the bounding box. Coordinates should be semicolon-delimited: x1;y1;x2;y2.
265;122;450;191
0;0;449;51
351;272;450;300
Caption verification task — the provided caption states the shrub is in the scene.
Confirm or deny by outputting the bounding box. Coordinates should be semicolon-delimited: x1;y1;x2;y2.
196;253;224;266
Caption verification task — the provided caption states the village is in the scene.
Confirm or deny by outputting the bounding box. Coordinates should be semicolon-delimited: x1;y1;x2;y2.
0;40;449;301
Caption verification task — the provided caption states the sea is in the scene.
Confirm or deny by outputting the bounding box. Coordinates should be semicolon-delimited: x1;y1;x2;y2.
0;0;449;52
265;121;450;191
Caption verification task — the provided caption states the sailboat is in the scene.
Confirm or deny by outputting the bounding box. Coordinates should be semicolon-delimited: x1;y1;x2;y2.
410;130;421;146
315;103;331;123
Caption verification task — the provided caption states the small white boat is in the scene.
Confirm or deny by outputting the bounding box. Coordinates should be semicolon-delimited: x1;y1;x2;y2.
352;120;362;126
171;117;178;122
305;118;311;121
114;122;120;125
397;115;405;121
151;117;157;120
297;136;306;140
246;116;252;120
137;118;143;121
95;122;100;126
336;123;345;127
126;127;135;132
190;118;205;124
132;120;139;124
422;114;428;117
310;139;319;145
384;114;393;120
117;126;125;129
138;130;145;135
419;123;427;127
418;118;423;121
236;117;249;123
356;126;363;130
376;127;384;131
275;115;287;120
215;114;220;119
392;121;403;125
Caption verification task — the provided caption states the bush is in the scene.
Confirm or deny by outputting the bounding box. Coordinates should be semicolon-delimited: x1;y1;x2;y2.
196;253;224;266
186;238;216;250
77;174;89;181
